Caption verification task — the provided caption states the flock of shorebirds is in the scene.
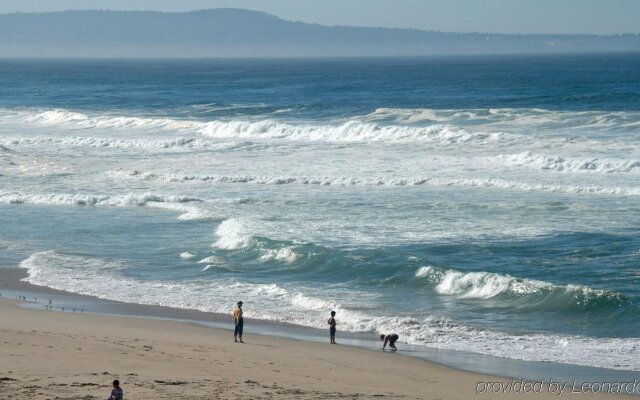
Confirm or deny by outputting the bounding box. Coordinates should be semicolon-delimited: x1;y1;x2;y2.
2;293;83;313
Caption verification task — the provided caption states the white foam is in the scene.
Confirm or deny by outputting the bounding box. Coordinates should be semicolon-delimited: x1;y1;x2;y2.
414;266;436;278
19;109;195;131
417;265;547;299
415;266;616;301
0;191;215;223
372;314;640;371
107;169;640;197
22;109;90;125
436;270;551;299
0;135;233;153
426;177;640;197
213;218;253;250
497;151;640;173
197;256;220;264
197;119;505;143
0;191;200;207
144;201;217;222
259;247;300;263
179;252;196;260
3;108;508;144
0;151;72;177
366;107;640;131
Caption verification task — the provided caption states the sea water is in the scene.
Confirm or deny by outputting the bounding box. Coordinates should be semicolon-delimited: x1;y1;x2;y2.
1;54;639;371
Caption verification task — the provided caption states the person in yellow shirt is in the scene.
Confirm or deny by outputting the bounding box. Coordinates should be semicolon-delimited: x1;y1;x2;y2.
233;301;244;343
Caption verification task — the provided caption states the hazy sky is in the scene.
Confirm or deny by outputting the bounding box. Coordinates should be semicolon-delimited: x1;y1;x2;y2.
1;0;638;35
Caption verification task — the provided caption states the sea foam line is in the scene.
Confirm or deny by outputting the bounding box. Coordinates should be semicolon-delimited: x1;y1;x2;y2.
366;107;640;130
107;169;640;197
0;191;219;221
0;135;221;151
0;191;199;207
495;151;640;174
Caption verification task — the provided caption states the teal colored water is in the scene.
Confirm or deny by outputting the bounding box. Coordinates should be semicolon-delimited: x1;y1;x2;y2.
1;54;639;370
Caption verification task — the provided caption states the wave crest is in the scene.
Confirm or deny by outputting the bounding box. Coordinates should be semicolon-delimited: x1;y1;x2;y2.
213;218;254;250
259;247;300;263
415;266;629;310
4;108;507;144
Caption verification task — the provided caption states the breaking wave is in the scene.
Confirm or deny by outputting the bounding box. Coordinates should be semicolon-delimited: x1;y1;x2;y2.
196;119;505;143
213;218;254;250
259;247;300;263
2;108;508;144
415;266;630;311
366;107;640;131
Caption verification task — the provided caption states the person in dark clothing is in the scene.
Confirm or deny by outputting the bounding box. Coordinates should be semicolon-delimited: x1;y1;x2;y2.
107;379;123;400
380;333;399;351
327;310;337;344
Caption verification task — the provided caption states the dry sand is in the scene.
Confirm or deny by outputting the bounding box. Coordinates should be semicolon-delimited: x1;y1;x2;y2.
0;298;631;399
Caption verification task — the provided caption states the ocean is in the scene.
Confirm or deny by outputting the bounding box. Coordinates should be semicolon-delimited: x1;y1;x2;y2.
1;54;639;371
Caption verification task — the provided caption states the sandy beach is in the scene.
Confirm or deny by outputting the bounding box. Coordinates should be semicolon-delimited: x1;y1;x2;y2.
0;295;632;400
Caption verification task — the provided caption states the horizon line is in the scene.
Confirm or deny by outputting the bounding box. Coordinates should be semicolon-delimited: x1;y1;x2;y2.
1;51;639;61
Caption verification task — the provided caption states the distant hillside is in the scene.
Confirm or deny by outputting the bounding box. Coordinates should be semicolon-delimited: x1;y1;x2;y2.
0;9;638;57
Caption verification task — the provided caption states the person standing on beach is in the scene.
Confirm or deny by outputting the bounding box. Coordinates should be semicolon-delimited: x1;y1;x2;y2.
327;310;337;344
233;301;244;343
107;379;123;400
380;333;399;351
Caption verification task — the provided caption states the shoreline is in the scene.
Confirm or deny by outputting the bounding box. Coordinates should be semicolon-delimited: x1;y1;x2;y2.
2;266;639;397
1;299;635;398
